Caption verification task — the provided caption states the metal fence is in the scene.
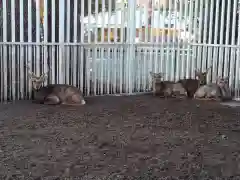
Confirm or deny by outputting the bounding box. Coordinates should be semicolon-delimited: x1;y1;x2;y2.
1;0;240;101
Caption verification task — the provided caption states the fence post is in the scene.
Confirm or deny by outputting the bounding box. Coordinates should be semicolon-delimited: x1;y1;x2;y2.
58;0;65;84
126;0;136;94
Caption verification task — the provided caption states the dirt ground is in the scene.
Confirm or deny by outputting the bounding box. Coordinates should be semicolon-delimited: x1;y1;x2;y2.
0;95;240;179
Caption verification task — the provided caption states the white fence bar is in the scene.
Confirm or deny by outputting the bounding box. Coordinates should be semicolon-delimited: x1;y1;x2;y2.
72;0;78;88
51;0;56;84
212;0;220;83
126;0;136;94
2;0;8;101
58;0;65;84
65;0;70;85
19;0;24;99
235;2;240;100
207;0;214;83
11;0;16;101
35;0;41;78
43;0;49;87
80;0;84;94
229;0;238;95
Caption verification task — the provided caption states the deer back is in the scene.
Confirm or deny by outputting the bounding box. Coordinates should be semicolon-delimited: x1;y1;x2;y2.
194;83;221;98
47;84;83;101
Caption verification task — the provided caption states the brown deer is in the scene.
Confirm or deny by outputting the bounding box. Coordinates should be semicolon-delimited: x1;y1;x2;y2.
177;66;212;98
194;76;232;101
27;63;86;105
150;72;187;98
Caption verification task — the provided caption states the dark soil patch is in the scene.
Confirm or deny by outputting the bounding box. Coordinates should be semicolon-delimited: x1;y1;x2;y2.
0;95;240;179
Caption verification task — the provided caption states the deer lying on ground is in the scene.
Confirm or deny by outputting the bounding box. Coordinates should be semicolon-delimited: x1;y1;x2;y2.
27;64;86;105
150;72;187;98
177;66;211;98
194;76;232;101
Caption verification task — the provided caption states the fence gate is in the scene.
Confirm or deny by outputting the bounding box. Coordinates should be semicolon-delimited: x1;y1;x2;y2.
0;0;240;101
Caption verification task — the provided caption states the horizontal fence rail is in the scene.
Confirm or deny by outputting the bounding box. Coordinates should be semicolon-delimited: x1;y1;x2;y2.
0;0;240;101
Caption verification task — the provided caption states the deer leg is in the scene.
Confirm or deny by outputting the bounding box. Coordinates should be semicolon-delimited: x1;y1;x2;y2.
44;95;61;105
62;94;86;106
205;95;216;101
194;95;209;100
212;96;222;102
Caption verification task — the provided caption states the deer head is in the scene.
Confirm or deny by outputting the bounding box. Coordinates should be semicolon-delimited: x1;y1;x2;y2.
217;76;229;87
195;66;212;85
27;62;50;90
150;72;164;83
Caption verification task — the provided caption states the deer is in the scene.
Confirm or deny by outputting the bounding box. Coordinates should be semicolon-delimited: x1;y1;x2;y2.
216;76;232;101
177;66;212;98
194;76;232;101
150;72;187;98
27;62;86;105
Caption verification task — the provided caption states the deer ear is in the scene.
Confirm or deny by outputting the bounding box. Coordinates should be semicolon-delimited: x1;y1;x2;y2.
28;73;36;80
224;77;229;82
206;66;212;72
150;72;153;77
40;74;48;81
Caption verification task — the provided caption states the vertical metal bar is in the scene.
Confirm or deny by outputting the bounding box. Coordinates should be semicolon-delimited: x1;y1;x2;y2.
51;0;56;84
2;0;8;101
186;1;195;78
218;0;226;78
19;0;24;99
207;0;214;82
113;5;118;94
142;6;147;87
58;0;65;84
148;0;154;89
229;0;238;95
155;3;161;74
135;8;141;92
176;0;184;80
27;0;33;99
223;0;232;79
197;0;204;72
11;0;16;100
35;0;41;77
192;0;199;78
161;4;166;77
107;0;112;94
0;41;2;101
119;0;124;93
212;0;220;82
186;0;194;79
43;0;49;86
235;3;240;99
86;0;92;96
201;0;209;74
93;0;99;95
65;0;70;85
182;0;189;78
127;0;136;94
171;0;177;81
73;0;78;88
165;0;171;80
100;0;105;95
136;46;141;92
80;0;85;93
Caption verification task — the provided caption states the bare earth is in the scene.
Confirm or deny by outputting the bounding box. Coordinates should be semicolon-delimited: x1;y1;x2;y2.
0;95;240;179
